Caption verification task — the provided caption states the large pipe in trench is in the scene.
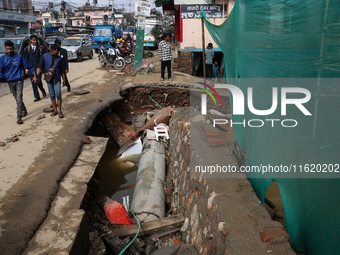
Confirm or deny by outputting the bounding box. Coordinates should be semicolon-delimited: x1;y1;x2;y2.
130;134;166;222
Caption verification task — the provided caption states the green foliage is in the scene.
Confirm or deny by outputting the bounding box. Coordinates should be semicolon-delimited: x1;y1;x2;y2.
124;13;136;27
150;26;162;38
120;23;127;31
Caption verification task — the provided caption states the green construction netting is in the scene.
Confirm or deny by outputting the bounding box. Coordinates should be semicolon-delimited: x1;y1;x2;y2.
202;1;340;254
133;27;145;71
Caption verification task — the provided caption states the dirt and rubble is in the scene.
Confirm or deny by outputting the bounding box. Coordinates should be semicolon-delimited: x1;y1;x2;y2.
77;83;295;255
81;86;193;255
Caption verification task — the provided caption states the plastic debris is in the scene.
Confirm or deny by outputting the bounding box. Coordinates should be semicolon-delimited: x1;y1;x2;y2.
98;196;134;225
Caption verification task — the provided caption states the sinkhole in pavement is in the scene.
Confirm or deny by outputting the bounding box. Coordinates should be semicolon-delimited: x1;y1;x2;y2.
79;85;287;254
81;86;190;254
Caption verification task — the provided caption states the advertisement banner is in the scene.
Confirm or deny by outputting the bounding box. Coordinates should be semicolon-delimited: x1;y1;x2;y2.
135;1;152;17
175;0;212;4
137;16;146;29
181;4;226;19
0;12;36;23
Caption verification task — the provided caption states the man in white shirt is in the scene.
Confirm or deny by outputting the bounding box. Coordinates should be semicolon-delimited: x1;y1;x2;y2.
158;33;173;81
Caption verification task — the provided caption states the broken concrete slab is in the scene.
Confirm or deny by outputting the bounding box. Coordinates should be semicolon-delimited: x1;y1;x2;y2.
37;114;45;120
24;136;108;255
74;90;90;95
151;245;180;255
146;244;157;255
88;232;106;255
48;209;89;255
177;244;199;255
44;107;54;113
192;114;206;123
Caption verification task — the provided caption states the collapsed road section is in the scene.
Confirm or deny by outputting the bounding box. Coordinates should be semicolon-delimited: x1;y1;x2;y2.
24;85;295;255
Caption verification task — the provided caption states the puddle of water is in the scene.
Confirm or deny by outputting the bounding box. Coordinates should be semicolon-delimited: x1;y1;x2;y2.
97;139;142;206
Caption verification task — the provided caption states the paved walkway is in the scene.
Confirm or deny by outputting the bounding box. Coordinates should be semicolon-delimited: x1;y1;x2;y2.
0;55;124;255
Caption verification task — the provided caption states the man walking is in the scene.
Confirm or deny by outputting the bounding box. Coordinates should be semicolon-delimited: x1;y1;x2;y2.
24;34;47;102
0;40;38;124
205;43;214;78
37;44;66;118
158;33;172;81
55;39;71;92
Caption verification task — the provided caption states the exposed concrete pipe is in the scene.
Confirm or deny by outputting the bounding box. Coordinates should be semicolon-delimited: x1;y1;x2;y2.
130;134;166;222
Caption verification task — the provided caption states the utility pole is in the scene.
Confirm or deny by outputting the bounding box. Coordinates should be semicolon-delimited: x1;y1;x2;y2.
112;0;115;25
201;18;206;85
61;0;66;33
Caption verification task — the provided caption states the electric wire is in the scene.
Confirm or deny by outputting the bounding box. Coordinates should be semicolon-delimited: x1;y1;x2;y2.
119;190;141;255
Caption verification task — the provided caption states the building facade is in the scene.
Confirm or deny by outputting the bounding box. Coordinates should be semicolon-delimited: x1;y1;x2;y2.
0;0;36;34
71;5;122;27
41;11;64;28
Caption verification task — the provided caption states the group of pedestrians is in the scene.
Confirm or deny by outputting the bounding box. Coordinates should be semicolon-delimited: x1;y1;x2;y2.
0;35;71;124
205;43;220;80
158;35;220;82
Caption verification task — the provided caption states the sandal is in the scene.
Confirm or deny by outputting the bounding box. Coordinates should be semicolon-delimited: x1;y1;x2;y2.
50;110;58;117
58;111;64;118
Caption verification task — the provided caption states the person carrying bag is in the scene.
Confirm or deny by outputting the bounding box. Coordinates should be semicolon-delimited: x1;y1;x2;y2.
37;44;66;118
44;58;57;83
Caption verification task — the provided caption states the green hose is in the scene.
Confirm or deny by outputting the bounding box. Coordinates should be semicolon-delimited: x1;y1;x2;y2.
119;190;141;255
148;94;163;109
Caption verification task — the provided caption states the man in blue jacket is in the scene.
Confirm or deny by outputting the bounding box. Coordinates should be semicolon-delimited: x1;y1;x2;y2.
55;39;70;92
37;44;66;118
0;40;38;124
24;34;47;102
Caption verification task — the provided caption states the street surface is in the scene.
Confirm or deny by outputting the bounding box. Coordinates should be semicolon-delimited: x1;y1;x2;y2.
0;54;124;254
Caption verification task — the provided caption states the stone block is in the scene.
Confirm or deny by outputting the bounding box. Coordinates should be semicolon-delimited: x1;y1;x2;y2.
49;209;89;255
146;244;157;255
151;245;180;255
177;244;199;255
209;139;225;146
260;229;289;243
206;132;221;138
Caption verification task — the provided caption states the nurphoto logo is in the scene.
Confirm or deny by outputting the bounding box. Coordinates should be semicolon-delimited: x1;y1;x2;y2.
201;84;312;128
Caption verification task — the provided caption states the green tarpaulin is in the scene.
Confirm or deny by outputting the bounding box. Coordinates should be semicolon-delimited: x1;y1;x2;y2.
133;27;145;71
202;1;340;254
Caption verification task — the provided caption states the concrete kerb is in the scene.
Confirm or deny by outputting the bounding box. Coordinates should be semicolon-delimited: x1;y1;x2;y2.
0;92;123;255
22;95;122;254
24;136;109;255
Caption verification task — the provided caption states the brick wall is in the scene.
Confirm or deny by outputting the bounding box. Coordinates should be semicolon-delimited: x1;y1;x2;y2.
167;107;295;255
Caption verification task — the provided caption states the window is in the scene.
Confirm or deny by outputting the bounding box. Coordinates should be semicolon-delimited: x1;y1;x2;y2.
62;39;81;46
94;28;112;36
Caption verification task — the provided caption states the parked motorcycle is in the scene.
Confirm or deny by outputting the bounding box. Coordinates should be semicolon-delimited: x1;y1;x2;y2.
98;46;125;70
116;41;134;65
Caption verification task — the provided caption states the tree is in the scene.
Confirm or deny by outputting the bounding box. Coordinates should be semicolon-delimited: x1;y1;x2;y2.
124;13;136;27
120;23;127;31
151;26;162;39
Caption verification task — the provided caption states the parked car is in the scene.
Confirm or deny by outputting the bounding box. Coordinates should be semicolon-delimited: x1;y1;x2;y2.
73;34;92;41
0;34;48;57
45;36;66;48
61;37;93;62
